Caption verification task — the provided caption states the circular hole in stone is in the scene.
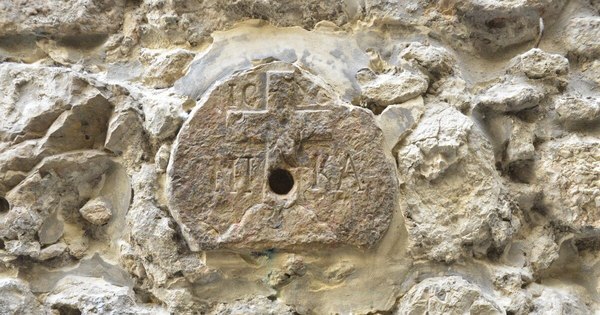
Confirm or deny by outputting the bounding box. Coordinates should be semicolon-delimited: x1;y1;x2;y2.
268;169;294;195
0;197;10;213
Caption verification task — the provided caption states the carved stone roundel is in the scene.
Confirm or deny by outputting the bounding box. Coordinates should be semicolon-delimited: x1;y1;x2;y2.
167;63;398;251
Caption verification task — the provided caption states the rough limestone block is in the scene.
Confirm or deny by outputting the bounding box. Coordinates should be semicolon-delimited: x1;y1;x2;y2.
507;48;569;80
455;0;566;53
476;81;545;112
535;135;600;231
565;17;600;60
554;95;600;130
0;279;46;314
0;0;126;37
37;242;68;261
397;276;504;314
79;197;113;226
360;70;429;107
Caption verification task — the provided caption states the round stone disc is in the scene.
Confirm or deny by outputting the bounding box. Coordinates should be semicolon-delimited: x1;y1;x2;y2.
167;63;398;251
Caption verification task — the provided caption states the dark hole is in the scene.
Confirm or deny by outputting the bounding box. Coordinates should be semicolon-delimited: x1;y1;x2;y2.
485;17;507;29
507;160;534;184
0;197;9;213
268;169;294;195
53;304;82;315
56;34;108;50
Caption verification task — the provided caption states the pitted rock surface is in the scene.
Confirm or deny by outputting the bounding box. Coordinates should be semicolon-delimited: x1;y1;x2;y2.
168;63;397;250
4;0;600;313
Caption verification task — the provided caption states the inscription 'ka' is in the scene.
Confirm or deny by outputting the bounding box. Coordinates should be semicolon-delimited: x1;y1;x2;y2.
167;63;398;251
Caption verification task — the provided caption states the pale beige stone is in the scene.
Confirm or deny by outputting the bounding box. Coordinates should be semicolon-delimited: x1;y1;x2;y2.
397;276;504;314
212;296;295;315
476;81;545;112
397;104;519;262
507;48;569;79
455;0;566;53
360;71;428;107
140;49;196;89
535;135;600;230
554;95;600;130
0;0;125;37
37;242;67;261
565;17;600;60
126;165;208;289
0;152;113;259
506;119;535;163
399;43;455;79
0;279;46;315
79;198;113;226
44;276;165;315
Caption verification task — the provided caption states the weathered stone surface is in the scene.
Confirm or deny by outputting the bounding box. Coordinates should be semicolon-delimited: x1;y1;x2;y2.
530;285;592;314
476;80;545;112
507;48;569;80
527;226;560;273
137;90;189;143
0;0;125;37
0;63;102;145
554;95;600;130
0;152;114;258
359;70;428;107
125;165;209;289
212;296;295;315
173;22;370;104
396;276;504;314
155;144;171;173
455;0;566;53
137;0;352;47
4;240;40;258
399;43;455;79
0;64;113;193
169;62;397;250
376;97;424;152
565;17;600;60
535;135;600;231
433;76;473;112
37;242;68;261
505;119;535;164
3;1;600;313
44;276;164;315
140;49;196;89
582;59;600;86
104;109;147;156
397;104;519;262
79;197;113;226
364;0;430;26
266;254;306;287
0;278;46;314
41;93;113;154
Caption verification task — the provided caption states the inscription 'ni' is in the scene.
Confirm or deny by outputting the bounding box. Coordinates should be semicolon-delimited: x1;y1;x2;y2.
212;157;255;194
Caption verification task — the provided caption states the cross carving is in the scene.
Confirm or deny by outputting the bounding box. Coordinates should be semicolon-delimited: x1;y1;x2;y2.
225;71;333;167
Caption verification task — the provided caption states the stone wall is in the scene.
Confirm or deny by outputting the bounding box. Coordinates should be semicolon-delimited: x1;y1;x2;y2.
0;0;599;314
